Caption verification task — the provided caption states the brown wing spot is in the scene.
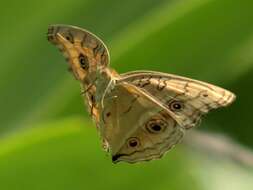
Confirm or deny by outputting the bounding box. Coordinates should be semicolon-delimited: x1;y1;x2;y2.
145;118;167;134
100;48;108;66
106;112;111;117
136;76;152;88
157;77;166;91
65;31;74;44
168;100;184;112
127;137;141;148
78;53;89;70
201;91;209;97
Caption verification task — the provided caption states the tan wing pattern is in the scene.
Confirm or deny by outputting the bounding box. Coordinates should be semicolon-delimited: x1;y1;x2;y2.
101;82;185;163
47;25;110;126
47;24;110;82
119;71;236;129
48;25;236;164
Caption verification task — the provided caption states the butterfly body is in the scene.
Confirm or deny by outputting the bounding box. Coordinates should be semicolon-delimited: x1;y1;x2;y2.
47;25;236;163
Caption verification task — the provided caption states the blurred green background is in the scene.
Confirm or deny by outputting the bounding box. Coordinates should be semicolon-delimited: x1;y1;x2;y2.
1;0;253;189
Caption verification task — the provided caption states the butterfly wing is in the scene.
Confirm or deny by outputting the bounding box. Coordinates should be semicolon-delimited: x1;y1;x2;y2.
47;25;110;126
47;25;110;81
48;25;236;163
101;82;185;163
118;70;236;129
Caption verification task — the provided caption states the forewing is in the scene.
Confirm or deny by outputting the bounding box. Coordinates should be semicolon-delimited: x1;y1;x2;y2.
119;71;236;129
47;24;110;81
47;25;110;127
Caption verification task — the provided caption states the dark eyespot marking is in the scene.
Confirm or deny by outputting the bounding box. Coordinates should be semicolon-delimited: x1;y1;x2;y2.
106;112;111;117
146;119;167;134
90;95;95;103
65;32;74;43
127;137;140;148
169;101;184;112
200;90;209;98
151;124;161;131
78;54;89;70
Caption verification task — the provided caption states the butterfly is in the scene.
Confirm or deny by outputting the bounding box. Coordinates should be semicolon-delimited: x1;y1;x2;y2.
47;25;236;163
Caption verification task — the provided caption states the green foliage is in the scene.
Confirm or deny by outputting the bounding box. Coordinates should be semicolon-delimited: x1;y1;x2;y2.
0;0;253;189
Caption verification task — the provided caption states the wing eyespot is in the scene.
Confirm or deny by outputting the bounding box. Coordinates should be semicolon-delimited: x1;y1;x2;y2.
78;53;89;70
64;32;74;43
106;112;111;117
127;137;140;148
145;119;167;134
90;94;95;103
168;101;184;112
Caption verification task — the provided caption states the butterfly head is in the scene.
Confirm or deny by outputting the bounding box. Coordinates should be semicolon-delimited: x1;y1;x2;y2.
47;25;110;84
